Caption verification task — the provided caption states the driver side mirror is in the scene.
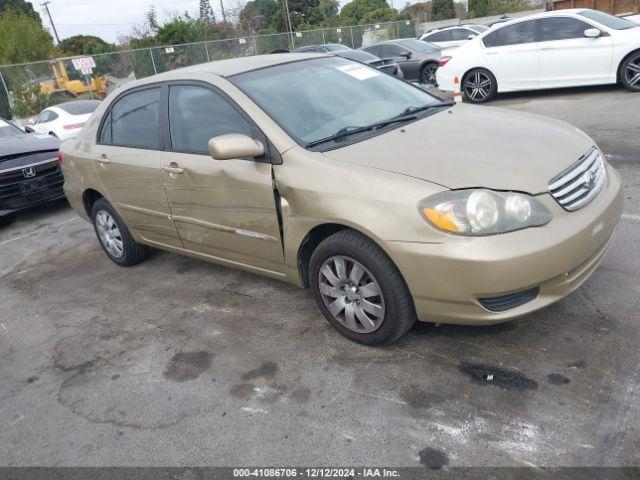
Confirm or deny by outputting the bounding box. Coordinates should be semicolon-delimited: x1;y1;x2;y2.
208;134;264;161
584;28;602;38
399;50;412;59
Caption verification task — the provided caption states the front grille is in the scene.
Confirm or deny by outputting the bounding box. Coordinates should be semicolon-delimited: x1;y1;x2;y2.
0;160;64;210
548;148;605;211
479;287;539;312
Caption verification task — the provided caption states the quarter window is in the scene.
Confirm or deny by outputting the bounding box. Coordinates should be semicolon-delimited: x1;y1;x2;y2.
108;87;161;148
496;21;537;46
168;85;253;154
539;17;593;41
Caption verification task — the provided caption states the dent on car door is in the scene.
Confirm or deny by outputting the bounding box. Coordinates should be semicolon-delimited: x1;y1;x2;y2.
93;85;183;248
482;20;540;90
161;83;285;276
537;17;613;86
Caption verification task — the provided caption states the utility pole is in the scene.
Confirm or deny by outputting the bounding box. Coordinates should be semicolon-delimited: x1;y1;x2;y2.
283;0;294;48
41;1;60;44
219;0;227;22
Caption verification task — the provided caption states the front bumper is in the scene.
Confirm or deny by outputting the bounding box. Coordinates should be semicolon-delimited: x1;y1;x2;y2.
387;163;624;325
0;160;65;217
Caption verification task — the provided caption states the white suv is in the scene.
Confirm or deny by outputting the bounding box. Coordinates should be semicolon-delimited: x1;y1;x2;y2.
436;9;640;103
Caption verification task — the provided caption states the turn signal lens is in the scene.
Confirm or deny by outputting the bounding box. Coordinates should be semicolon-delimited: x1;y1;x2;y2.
423;208;459;232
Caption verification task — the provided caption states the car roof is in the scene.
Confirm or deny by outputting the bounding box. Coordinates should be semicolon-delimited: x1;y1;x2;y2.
423;24;481;34
168;53;323;77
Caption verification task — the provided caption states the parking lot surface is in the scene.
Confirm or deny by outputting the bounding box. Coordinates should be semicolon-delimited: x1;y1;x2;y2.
1;87;639;467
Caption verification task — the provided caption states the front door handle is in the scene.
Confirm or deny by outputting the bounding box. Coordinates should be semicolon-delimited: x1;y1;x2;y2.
162;166;184;175
96;154;110;164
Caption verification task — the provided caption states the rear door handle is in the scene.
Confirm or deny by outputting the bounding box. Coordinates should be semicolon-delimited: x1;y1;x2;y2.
96;154;110;164
162;166;184;175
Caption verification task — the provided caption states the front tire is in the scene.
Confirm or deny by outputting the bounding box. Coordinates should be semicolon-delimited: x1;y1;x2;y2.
462;68;497;103
91;198;150;266
309;230;416;346
620;51;640;92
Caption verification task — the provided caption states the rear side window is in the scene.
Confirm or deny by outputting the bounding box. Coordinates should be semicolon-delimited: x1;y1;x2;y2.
495;21;537;46
361;46;381;56
168;85;253;154
107;87;161;149
426;30;452;42
539;17;593;41
483;31;498;47
59;100;100;115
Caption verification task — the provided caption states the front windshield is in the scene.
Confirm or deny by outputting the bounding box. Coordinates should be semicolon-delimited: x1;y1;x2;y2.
230;57;442;147
579;10;637;29
398;38;439;52
0;118;24;139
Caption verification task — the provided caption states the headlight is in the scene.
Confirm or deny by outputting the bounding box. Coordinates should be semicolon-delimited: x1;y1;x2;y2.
419;189;552;236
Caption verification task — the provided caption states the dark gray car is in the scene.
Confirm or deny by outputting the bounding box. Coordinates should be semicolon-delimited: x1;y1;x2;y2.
0;117;63;220
360;38;441;85
293;44;403;77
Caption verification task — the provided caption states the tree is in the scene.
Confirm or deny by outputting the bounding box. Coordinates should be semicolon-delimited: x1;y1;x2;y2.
199;0;216;22
0;10;53;64
430;0;455;20
340;0;396;25
238;0;279;33
0;0;41;23
58;35;116;56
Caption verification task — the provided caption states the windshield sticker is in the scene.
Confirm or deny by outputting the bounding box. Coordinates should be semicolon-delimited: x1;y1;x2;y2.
336;64;381;81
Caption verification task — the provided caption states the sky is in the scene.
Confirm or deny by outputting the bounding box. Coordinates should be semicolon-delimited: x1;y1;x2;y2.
27;0;418;43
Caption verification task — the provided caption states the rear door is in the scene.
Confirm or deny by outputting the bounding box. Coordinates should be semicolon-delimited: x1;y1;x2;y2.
161;82;285;275
537;16;613;87
93;85;183;248
482;20;540;91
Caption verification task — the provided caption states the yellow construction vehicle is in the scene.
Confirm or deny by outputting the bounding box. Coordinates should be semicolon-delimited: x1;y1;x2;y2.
37;57;108;98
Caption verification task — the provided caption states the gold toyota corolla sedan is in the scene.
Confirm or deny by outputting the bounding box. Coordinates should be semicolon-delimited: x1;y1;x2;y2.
60;53;623;345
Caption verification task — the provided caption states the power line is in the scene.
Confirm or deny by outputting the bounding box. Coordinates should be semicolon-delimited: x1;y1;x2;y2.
41;1;61;44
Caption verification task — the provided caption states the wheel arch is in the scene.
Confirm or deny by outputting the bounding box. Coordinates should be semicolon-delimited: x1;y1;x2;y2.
82;188;105;218
617;48;640;83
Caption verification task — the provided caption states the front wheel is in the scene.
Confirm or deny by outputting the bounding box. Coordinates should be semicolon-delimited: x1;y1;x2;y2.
621;52;640;91
91;198;150;266
462;68;497;103
309;230;416;346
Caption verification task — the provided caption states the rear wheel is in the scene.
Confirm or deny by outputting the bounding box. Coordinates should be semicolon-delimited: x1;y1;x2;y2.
420;62;439;86
309;230;416;346
621;51;640;92
462;68;497;103
91;198;150;266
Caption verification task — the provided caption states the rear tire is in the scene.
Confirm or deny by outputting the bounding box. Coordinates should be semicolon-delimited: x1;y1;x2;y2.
309;229;416;346
462;68;497;103
420;62;439;86
91;198;150;266
620;51;640;92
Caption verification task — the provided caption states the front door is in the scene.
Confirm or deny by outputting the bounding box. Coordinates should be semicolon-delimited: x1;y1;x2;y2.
93;85;182;248
537;17;613;87
483;20;540;91
161;83;285;275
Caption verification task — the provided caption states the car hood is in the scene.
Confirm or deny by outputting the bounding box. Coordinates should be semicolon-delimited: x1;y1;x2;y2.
0;133;60;160
321;104;595;194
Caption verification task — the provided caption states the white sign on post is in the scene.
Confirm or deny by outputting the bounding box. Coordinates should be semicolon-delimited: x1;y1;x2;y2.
71;57;96;76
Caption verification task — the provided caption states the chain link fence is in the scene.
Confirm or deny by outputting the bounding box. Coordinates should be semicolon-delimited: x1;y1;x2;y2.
0;19;418;121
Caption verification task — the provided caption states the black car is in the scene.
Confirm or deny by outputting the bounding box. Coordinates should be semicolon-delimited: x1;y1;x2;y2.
360;38;441;85
0;117;63;220
293;44;403;77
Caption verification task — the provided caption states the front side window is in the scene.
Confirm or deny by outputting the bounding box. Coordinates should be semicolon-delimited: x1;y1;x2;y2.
35;111;50;124
426;30;452;42
168;85;253;154
496;20;537;46
451;28;474;40
398;39;438;52
380;44;405;56
230;57;442;149
109;87;161;149
540;17;593;41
